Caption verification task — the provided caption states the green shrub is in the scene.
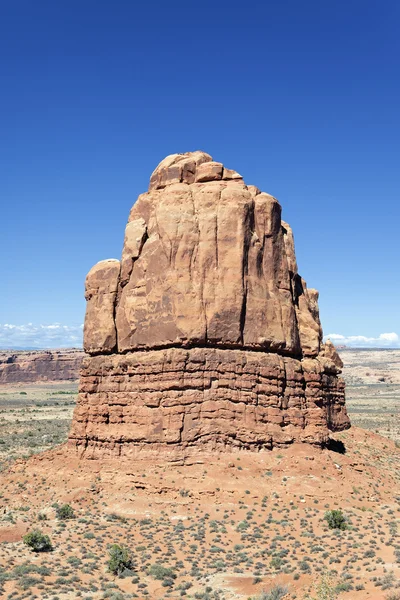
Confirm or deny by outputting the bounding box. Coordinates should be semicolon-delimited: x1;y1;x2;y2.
107;544;133;576
236;520;249;531
324;509;348;530
103;592;125;600
106;513;127;523
335;582;353;592
149;564;176;581
19;575;41;590
258;585;289;600
305;572;338;600
23;530;52;552
13;563;50;577
270;557;283;570
56;503;75;520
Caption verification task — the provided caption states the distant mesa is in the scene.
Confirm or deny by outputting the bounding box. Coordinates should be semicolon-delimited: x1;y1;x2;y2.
0;349;84;384
68;151;350;459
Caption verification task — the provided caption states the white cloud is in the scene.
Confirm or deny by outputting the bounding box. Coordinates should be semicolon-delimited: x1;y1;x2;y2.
325;333;345;341
379;332;399;343
324;332;399;348
0;323;83;349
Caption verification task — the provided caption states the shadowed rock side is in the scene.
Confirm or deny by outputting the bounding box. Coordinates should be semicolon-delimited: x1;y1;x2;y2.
69;151;350;458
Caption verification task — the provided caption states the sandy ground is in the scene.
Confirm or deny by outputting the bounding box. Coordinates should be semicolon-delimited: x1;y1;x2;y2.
0;427;399;599
0;350;399;599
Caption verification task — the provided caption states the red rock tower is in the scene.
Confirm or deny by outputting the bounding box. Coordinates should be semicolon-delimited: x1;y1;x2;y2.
69;152;350;458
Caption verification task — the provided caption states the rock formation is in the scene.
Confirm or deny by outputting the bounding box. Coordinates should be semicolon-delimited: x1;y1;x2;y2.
69;152;350;459
0;349;84;384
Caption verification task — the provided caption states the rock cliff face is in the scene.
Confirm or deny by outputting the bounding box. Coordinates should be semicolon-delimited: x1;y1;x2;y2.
0;349;84;384
69;152;350;458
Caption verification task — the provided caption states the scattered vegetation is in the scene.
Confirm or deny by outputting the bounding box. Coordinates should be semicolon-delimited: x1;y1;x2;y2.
324;509;348;530
257;585;289;600
107;544;134;576
23;529;52;552
55;503;75;520
304;572;338;599
149;563;176;580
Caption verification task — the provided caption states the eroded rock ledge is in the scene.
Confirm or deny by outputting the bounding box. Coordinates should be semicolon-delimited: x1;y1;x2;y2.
69;151;350;458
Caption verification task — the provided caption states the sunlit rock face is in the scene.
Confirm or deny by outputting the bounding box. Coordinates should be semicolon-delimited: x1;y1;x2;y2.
69;152;350;459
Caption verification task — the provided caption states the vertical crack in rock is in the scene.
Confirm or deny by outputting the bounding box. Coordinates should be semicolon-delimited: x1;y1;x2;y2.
112;283;119;353
215;190;220;269
280;358;287;410
239;199;253;345
189;187;206;340
70;151;350;459
115;222;149;350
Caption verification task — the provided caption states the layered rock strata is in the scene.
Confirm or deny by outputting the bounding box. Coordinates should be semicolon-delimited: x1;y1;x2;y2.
0;349;84;384
69;152;350;458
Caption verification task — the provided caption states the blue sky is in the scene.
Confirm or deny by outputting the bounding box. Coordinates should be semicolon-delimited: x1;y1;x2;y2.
0;1;399;349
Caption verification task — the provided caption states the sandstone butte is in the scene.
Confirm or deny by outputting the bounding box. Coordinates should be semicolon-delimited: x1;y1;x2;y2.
68;151;350;460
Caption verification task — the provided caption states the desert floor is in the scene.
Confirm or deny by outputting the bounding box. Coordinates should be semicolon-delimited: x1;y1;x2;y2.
0;349;398;600
340;349;400;443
